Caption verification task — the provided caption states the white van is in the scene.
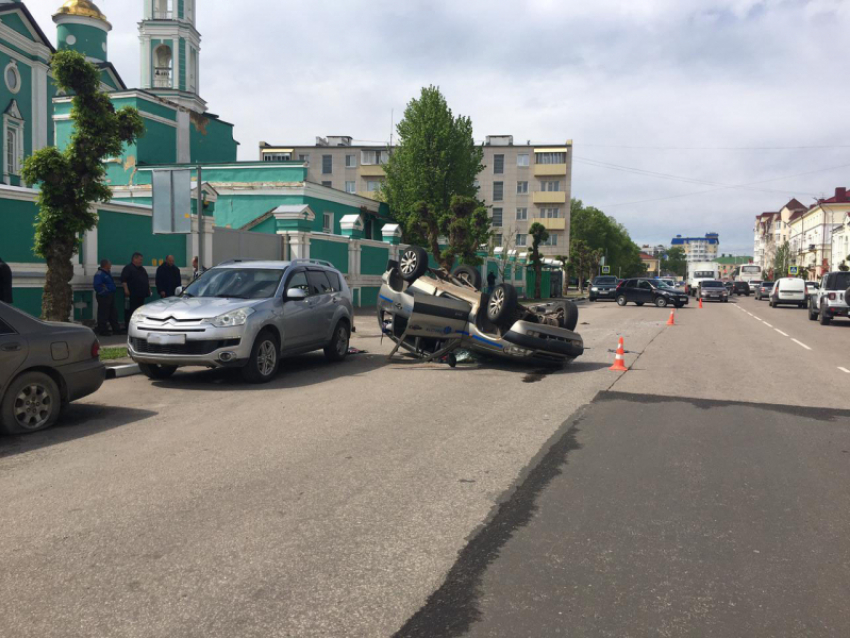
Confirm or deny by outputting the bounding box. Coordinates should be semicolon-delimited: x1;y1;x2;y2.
769;277;807;308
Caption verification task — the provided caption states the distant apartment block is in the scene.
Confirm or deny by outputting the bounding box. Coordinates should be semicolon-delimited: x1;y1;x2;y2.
671;234;720;262
259;135;573;257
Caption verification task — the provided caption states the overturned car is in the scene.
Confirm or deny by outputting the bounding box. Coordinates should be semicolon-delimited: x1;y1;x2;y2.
378;246;584;367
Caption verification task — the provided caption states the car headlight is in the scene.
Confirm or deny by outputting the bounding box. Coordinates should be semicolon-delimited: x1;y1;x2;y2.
130;312;148;325
591;287;598;292
207;307;255;328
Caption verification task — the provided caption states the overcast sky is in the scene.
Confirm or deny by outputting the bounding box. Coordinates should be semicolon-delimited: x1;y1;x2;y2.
24;0;850;254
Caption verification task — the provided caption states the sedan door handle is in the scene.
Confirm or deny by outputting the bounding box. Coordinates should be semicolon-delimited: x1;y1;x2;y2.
1;343;22;352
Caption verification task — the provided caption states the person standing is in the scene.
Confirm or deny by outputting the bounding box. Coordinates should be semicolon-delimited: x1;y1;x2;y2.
93;259;120;335
487;270;497;294
156;254;181;298
121;252;151;323
192;256;206;281
0;255;12;304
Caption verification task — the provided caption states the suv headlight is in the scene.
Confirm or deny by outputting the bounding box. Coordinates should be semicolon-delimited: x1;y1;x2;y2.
130;312;148;325
591;287;599;292
207;307;255;328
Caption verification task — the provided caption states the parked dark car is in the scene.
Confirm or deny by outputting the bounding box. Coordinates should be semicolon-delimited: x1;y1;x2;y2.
755;282;775;300
731;281;750;296
589;275;620;301
616;278;690;308
0;302;105;435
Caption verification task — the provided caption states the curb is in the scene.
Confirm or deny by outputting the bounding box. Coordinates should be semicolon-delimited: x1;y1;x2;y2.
106;364;140;380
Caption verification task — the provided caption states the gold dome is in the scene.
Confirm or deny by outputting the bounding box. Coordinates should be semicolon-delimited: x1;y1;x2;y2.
54;0;109;24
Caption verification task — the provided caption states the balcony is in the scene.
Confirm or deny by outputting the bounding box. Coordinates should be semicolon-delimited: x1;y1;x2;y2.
153;67;172;88
359;165;386;177
151;11;173;19
529;218;566;231
533;163;567;177
532;191;566;204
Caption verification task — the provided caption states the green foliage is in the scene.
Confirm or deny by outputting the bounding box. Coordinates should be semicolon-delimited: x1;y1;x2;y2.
383;86;487;269
570;199;645;278
529;222;549;299
22;50;144;321
661;246;688;277
772;240;792;279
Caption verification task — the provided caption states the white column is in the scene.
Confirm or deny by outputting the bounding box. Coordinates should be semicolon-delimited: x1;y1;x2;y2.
83;225;98;272
287;234;311;260
31;62;49;152
140;35;152;89
348;239;358;276
177;109;190;162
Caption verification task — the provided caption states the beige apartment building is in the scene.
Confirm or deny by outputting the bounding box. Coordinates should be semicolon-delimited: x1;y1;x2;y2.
258;135;573;257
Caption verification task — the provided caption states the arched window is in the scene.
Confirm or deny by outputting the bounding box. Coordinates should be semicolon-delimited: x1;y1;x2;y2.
154;44;173;88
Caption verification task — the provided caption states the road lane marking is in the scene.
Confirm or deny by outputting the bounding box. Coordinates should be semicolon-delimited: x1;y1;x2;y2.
791;339;812;351
763;322;773;328
775;329;789;337
753;316;761;320
839;367;850;374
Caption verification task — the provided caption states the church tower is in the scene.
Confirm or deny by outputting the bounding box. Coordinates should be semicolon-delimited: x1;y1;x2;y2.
139;0;205;113
53;0;111;64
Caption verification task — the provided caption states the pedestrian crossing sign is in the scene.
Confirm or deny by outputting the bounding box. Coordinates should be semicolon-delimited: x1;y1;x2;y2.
602;266;611;274
789;266;798;275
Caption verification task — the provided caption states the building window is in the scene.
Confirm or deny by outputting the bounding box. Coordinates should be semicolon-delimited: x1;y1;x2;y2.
323;212;334;233
495;234;503;247
494;154;504;174
322;155;333;174
517;181;528;194
322;181;332;188
473;180;480;190
516;233;527;247
298;153;310;165
4;62;20;94
3;109;24;181
540;208;561;218
345;154;357;168
540;180;561;192
536;152;566;164
264;152;291;162
361;149;389;165
541;234;559;247
493;182;504;202
516;207;528;221
345;181;356;194
517;154;529;167
365;179;382;192
492;208;503;227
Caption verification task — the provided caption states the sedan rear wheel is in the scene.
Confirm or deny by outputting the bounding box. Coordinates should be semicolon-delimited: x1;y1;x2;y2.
1;372;61;435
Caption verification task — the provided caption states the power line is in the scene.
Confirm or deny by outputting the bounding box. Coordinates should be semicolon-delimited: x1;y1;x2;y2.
578;143;850;151
590;161;850;208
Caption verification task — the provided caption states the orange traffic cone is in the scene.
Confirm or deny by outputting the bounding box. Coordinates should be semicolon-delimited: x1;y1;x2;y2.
698;297;703;309
609;337;628;372
667;308;676;326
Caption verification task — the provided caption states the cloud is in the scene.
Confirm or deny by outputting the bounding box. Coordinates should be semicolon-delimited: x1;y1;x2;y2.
22;0;850;253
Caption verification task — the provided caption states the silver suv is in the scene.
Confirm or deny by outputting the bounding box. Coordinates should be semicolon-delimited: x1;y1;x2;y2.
128;259;354;383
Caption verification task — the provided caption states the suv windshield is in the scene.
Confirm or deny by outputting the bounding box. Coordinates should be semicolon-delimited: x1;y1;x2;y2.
183;268;285;300
831;273;850;289
701;281;724;288
593;276;617;285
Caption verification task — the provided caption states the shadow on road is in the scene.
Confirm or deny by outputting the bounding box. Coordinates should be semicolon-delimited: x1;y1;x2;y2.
0;404;158;459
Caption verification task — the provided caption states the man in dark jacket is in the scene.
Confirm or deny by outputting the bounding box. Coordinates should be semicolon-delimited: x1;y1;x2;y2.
487;270;497;294
93;259;120;335
0;256;12;304
155;255;181;298
121;252;151;323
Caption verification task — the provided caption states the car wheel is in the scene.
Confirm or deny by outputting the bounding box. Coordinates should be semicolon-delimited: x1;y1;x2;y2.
655;296;668;308
820;303;832;325
452;265;483;290
723;299;729;303
561;300;579;331
487;284;518;327
808;301;818;321
241;331;280;383
399;246;429;282
0;372;62;435
616;295;627;306
324;321;350;362
138;363;177;380
674;302;684;308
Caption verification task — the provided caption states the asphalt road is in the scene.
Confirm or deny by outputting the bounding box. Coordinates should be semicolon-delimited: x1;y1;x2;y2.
1;297;848;637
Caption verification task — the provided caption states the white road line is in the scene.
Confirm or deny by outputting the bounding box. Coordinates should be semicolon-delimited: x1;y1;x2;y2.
791;339;812;351
747;312;754;316
775;329;789;337
753;316;761;321
763;322;773;328
839;367;850;374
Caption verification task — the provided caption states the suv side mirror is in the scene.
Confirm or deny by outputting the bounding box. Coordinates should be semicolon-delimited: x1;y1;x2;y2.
175;286;183;296
287;288;309;300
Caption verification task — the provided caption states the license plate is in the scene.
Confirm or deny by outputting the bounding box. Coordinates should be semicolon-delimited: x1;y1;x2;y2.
148;333;186;345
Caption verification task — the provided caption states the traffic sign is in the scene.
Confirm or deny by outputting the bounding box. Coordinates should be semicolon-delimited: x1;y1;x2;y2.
602;266;611;274
789;266;799;275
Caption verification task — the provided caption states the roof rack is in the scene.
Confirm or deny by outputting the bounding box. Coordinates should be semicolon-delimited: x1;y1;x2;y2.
290;258;336;269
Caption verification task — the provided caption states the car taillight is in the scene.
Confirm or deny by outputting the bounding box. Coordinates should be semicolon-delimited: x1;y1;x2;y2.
828;293;837;301
92;340;100;359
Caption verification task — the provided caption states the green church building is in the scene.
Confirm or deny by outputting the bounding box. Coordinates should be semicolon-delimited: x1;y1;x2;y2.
1;0;396;318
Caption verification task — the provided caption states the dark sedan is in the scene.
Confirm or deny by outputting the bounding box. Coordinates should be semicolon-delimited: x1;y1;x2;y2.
0;303;105;435
731;281;750;296
755;282;775;300
616;278;690;308
589;275;620;301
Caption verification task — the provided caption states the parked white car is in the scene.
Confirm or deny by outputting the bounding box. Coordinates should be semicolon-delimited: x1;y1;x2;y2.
769;278;806;308
808;271;850;325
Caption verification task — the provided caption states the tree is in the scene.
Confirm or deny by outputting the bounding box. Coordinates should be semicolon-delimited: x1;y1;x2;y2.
661;247;687;277
772;241;792;280
383;86;487;270
569;198;645;278
529;222;549;299
569;239;593;293
22;50;144;321
493;226;519;282
556;254;570;295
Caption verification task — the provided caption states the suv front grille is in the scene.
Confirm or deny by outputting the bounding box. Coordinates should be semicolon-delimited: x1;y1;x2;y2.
131;338;241;356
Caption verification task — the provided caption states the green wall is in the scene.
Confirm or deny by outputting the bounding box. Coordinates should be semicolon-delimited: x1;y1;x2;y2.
361;245;389;275
97;210;187;269
137;119;177;165
360;287;380;307
57;23;107;62
1;12;37;40
9;287;42;318
189;116;239;164
310;239;349;273
0;198;39;262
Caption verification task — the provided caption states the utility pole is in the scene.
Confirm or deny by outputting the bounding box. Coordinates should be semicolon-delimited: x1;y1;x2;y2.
197;164;204;270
